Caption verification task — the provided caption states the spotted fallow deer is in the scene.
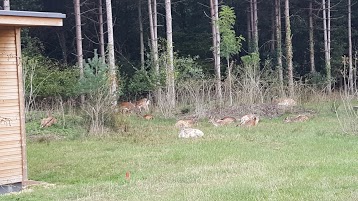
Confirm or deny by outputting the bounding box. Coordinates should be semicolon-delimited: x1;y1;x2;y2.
238;114;259;127
119;101;136;113
143;114;154;120
40;112;57;128
208;116;236;127
284;114;309;123
174;119;195;128
135;98;150;112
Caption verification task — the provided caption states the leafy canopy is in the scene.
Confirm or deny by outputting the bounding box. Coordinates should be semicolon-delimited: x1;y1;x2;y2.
219;5;244;60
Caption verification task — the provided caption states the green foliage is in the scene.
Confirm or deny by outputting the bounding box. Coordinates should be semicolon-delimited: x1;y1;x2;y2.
241;52;260;73
77;51;109;96
127;69;156;94
305;72;327;87
219;5;245;61
23;55;79;99
77;50;115;135
126;38;204;95
175;55;204;81
11;0;42;11
21;30;45;57
106;112;130;133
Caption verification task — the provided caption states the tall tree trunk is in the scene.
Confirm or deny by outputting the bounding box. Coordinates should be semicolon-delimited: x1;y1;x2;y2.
153;0;159;75
271;4;275;53
250;0;254;52
327;0;331;94
322;0;331;94
138;0;145;69
148;0;161;105
211;0;222;105
106;0;118;105
153;0;158;48
214;0;221;89
165;0;175;108
98;0;105;58
275;0;284;97
285;0;294;97
247;8;252;53
210;0;217;69
309;0;315;73
3;0;10;10
57;29;68;66
253;0;259;53
348;0;353;93
228;59;233;106
74;0;84;104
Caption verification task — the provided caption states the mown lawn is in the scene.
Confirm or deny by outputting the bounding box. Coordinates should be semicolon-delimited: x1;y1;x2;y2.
2;105;358;201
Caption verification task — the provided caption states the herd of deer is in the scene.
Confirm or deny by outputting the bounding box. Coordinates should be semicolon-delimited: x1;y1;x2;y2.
39;97;309;137
119;98;151;116
120;97;309;126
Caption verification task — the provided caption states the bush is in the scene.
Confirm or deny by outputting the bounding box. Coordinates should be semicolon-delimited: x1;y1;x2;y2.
77;51;116;136
23;54;79;111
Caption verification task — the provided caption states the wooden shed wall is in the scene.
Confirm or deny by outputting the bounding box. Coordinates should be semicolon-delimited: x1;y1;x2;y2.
0;27;25;185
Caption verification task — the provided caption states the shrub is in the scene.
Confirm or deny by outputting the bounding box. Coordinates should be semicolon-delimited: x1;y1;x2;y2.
23;54;79;111
77;50;116;136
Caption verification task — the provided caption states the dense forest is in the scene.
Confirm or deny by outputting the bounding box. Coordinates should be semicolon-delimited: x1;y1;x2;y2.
6;0;358;108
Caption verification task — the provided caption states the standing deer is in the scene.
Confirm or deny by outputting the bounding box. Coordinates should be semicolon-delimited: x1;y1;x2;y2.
135;98;150;112
208;116;236;127
119;101;136;114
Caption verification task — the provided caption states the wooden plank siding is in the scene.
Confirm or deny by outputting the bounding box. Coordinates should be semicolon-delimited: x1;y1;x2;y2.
0;16;63;27
0;27;26;186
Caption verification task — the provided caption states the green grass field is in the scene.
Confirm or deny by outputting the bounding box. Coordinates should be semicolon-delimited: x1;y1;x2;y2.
2;104;358;201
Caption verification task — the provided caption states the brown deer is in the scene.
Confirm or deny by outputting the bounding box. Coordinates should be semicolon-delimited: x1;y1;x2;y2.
135;98;150;112
238;114;259;127
143;114;154;120
284;114;309;123
40;112;57;128
175;119;196;128
119;101;136;114
208;116;236;127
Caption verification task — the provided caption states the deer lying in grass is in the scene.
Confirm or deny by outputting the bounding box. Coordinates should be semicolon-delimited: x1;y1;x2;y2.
178;127;204;138
208;116;236;127
135;98;150;113
40;113;57;128
143;114;154;120
284;114;309;123
237;114;259;127
175;119;196;128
